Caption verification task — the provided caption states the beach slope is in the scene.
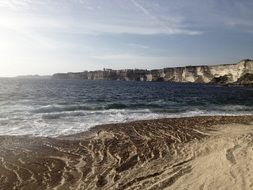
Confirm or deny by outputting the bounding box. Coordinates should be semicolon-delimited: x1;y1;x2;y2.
1;115;253;189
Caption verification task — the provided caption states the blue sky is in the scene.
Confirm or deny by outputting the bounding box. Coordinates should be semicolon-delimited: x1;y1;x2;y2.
0;0;253;76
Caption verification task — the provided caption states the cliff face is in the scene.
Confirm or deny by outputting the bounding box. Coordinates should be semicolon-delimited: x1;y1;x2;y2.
52;59;253;85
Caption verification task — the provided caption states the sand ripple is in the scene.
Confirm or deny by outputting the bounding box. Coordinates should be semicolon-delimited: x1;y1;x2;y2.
0;116;253;190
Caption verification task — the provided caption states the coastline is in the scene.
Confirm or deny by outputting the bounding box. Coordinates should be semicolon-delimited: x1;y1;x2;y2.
51;59;253;86
1;115;253;189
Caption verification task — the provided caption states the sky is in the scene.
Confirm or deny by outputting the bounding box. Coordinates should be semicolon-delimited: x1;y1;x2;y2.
0;0;253;77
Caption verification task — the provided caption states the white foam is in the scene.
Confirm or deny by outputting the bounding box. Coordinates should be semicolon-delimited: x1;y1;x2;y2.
0;106;252;137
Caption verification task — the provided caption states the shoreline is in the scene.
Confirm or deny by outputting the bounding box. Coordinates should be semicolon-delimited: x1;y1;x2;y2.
1;115;253;189
60;115;253;139
2;114;253;138
51;59;253;86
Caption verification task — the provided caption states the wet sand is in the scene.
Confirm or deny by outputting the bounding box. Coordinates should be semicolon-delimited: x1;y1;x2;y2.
0;115;253;190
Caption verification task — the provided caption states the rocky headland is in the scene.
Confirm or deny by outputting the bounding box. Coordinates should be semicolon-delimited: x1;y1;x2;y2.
52;59;253;86
1;115;253;189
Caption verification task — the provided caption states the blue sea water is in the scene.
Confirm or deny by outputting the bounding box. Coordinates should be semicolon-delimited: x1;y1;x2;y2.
0;78;252;137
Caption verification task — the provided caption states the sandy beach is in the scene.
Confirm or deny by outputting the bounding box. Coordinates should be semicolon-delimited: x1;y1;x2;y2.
1;115;253;190
1;0;253;189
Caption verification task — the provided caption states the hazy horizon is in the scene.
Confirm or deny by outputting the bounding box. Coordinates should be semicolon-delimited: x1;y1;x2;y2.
1;58;252;78
1;0;253;77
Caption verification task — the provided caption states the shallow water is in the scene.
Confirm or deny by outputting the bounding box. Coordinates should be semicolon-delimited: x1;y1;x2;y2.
0;78;252;136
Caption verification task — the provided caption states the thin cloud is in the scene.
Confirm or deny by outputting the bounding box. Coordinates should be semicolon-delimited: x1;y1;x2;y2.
127;43;149;49
0;0;253;76
0;0;203;36
130;0;202;35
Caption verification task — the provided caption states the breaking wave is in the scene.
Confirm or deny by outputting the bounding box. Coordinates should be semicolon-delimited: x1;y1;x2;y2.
0;79;252;137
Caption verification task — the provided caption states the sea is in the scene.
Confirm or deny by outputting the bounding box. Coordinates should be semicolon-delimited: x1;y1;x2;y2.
0;78;252;137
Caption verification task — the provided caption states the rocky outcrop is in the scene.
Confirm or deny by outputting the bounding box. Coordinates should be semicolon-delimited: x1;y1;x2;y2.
52;72;89;80
52;59;253;85
233;73;253;86
210;75;232;85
